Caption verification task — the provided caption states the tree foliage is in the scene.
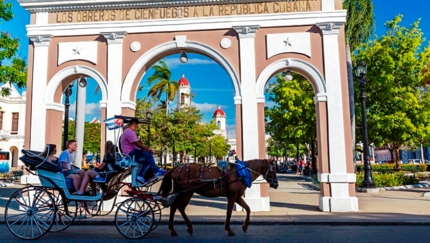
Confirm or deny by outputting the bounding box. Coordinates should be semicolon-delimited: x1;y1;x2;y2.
65;120;101;154
0;1;26;96
265;73;316;157
146;60;179;106
344;0;375;51
134;98;230;163
353;15;430;165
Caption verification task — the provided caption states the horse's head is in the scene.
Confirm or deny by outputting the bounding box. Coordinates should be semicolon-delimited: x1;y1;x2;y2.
264;158;279;189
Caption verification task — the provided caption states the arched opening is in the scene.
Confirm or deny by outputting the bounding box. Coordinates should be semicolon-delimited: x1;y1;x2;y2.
10;146;18;168
131;51;236;167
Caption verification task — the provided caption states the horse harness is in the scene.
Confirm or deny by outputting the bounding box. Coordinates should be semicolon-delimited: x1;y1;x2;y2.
173;163;242;195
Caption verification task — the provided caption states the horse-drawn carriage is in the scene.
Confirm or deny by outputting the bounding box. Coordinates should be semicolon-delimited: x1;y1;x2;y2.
4;115;279;240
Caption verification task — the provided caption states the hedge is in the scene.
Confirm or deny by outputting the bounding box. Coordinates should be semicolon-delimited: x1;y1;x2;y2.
356;164;427;173
356;172;418;188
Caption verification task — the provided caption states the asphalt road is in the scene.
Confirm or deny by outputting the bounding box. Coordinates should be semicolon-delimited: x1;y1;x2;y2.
1;224;428;243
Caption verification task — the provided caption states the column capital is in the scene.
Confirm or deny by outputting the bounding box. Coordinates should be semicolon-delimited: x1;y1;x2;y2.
316;22;344;35
101;31;127;44
232;25;260;38
28;35;53;47
234;96;242;104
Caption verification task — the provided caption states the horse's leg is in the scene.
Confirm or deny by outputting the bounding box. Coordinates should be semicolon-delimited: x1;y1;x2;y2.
236;196;250;233
225;195;237;236
168;202;178;236
177;193;194;235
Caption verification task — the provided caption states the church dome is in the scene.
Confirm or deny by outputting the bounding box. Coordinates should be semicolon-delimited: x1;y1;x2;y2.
213;105;226;118
178;74;190;87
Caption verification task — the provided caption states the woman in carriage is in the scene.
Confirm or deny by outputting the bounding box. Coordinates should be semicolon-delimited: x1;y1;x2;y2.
73;140;123;195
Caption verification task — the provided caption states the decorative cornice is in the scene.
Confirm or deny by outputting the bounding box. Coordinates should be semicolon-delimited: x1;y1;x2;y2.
101;31;127;44
28;34;53;46
232;25;260;38
19;0;319;13
316;22;344;35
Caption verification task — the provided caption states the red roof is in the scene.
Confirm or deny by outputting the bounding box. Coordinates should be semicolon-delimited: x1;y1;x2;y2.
213;105;226;117
178;74;190;86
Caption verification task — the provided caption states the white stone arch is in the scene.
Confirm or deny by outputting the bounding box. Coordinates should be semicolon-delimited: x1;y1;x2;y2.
44;65;108;111
122;40;241;106
256;58;327;101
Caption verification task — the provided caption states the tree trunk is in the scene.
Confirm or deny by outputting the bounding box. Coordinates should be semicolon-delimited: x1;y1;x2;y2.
346;43;356;170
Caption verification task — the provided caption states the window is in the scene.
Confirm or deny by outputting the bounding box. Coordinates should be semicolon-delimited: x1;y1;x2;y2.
180;93;184;104
217;121;221;128
0;111;3;130
11;112;18;135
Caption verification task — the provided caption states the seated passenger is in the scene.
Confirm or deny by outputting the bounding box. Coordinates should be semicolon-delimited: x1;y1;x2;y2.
59;140;85;192
120;118;166;184
40;144;58;163
74;141;122;195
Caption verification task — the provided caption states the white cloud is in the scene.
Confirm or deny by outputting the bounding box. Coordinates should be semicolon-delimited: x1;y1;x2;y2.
226;124;236;139
192;102;221;113
67;102;100;119
162;57;217;69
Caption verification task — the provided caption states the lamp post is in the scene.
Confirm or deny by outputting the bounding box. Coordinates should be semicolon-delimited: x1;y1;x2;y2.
145;109;152;147
63;84;73;150
355;61;375;188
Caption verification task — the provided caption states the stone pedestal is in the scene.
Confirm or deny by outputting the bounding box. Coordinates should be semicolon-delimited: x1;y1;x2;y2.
235;178;270;212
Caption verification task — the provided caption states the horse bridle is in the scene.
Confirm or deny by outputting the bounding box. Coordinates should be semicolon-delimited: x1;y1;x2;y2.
246;160;277;183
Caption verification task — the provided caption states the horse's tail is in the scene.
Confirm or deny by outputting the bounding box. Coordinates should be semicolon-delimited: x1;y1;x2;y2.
158;168;174;195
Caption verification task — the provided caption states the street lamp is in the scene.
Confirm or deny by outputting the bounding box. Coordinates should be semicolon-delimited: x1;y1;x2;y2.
179;51;188;63
145;108;152;147
283;70;293;81
355;61;375;188
63;84;73;150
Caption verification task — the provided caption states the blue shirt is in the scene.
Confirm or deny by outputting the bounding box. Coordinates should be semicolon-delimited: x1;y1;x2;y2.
59;150;74;169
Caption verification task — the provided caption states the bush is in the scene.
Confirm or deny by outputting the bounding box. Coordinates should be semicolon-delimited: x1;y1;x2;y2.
356;172;418;188
355;164;427;173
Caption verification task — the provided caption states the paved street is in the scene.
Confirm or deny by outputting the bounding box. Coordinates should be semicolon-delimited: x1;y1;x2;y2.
1;172;430;227
1;224;429;243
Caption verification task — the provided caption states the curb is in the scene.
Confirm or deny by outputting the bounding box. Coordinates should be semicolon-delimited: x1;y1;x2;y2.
2;218;430;226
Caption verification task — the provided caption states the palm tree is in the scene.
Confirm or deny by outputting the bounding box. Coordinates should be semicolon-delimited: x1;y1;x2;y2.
146;60;179;115
343;0;375;161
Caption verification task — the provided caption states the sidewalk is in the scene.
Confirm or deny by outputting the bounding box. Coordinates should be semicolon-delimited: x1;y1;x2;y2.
1;173;430;225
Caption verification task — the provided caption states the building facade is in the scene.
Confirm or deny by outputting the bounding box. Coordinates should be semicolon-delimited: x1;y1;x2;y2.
0;84;26;172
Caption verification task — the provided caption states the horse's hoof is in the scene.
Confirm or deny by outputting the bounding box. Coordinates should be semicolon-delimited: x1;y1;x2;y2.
228;230;235;236
242;225;248;233
171;231;178;236
187;227;193;235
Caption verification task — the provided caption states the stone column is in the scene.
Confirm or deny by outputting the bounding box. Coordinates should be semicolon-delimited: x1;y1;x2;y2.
101;32;127;143
233;25;269;212
316;22;358;212
28;35;53;151
74;78;87;168
232;25;260;161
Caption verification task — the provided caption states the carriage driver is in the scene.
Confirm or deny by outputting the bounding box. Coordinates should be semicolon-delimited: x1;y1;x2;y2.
120;118;166;184
59;140;85;192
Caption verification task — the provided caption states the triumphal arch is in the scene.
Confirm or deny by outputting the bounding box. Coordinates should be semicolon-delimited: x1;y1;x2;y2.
20;0;356;212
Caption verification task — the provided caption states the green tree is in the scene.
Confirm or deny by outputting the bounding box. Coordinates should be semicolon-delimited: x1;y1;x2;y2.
344;0;375;156
0;1;27;96
146;60;179;115
83;122;101;154
265;73;316;157
353;15;430;167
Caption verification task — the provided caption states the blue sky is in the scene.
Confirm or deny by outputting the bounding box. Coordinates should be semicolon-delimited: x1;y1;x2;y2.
1;0;430;138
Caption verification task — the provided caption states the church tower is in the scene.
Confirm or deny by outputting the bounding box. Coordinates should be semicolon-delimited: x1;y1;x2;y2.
177;74;191;109
212;105;227;138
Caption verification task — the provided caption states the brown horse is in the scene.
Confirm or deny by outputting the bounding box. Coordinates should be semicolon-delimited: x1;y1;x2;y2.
158;159;279;236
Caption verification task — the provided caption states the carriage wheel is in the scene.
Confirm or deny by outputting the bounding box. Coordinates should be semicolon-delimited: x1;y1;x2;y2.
4;186;56;239
148;200;162;231
48;191;77;232
115;198;154;239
